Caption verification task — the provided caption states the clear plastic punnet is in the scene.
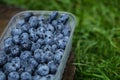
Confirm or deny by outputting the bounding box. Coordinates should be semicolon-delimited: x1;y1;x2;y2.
0;11;76;80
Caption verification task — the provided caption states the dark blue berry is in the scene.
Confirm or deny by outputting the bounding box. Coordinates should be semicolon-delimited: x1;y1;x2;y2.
8;72;19;80
20;51;32;60
10;45;21;57
54;49;64;64
58;14;69;24
44;51;54;63
29;16;38;28
46;74;55;80
12;35;20;44
33;75;41;80
21;72;32;80
16;19;25;27
11;57;20;69
37;64;49;76
34;49;44;63
28;58;38;68
0;51;7;66
48;11;58;23
23;12;33;21
31;42;40;52
48;61;58;74
4;63;16;74
0;71;6;80
11;27;22;36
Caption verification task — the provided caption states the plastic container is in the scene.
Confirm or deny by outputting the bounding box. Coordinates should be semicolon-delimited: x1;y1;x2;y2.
0;11;76;80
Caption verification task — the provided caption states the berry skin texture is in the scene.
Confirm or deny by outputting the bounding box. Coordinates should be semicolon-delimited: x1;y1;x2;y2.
31;42;40;52
23;12;33;21
40;77;47;80
44;51;54;63
20;51;32;60
48;61;58;74
11;27;22;36
8;72;19;80
16;19;25;26
10;45;21;57
37;64;49;76
33;75;41;80
28;58;38;68
0;71;6;80
12;35;20;44
11;57;20;69
4;37;13;48
46;74;55;80
54;49;64;64
29;16;38;28
0;51;7;66
4;63;16;74
21;72;32;80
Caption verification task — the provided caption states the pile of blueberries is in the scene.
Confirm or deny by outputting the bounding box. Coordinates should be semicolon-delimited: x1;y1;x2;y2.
0;11;71;80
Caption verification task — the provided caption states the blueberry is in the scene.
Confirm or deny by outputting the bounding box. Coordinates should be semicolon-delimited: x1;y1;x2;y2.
45;31;53;38
20;51;32;60
7;54;13;62
33;75;41;80
44;34;53;46
48;11;58;23
29;16;38;28
0;51;7;66
46;74;55;80
4;37;13;48
18;68;24;74
11;27;22;36
29;28;36;34
28;58;38;68
58;14;69;24
51;44;58;51
43;45;52;51
12;35;20;44
21;40;31;50
23;12;33;21
44;51;54;63
37;27;46;38
21;72;32;80
4;63;16;74
51;20;58;27
54;49;64;64
57;39;67;49
34;49;44;63
37;39;45;45
38;15;45;22
29;32;39;42
40;77;47;80
11;57;20;69
55;23;63;31
16;19;25;27
37;64;49;76
10;45;21;57
47;24;54;32
62;25;71;36
31;42;40;52
48;61;58;74
20;32;29;40
8;72;19;80
24;65;34;74
20;23;30;32
0;71;6;80
55;33;64;40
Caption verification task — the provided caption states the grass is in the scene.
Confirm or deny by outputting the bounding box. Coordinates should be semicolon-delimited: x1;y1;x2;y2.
1;0;120;79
